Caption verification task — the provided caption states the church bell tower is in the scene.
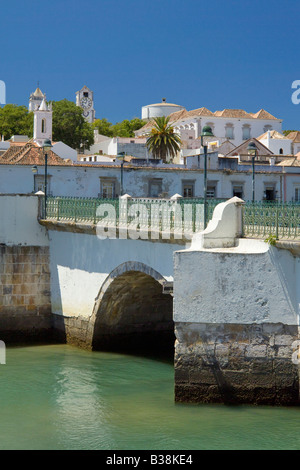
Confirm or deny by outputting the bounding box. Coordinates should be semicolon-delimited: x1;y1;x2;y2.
76;86;95;123
33;98;52;147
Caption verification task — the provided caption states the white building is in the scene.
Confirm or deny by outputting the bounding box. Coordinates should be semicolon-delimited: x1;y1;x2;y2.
0;149;298;202
285;131;300;155
136;106;283;149
257;130;292;155
86;130;150;159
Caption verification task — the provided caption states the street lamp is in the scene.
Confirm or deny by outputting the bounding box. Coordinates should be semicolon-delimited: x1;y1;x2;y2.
116;152;125;196
247;141;257;203
42;139;52;217
200;125;214;229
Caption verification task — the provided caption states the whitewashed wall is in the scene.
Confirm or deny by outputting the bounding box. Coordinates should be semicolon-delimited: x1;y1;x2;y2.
259;136;292;155
174;239;299;325
0;195;48;246
49;230;181;318
0;163;298;202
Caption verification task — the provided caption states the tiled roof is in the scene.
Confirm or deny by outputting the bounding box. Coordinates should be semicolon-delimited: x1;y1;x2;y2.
213;109;254;119
224;138;274;157
250;109;278;120
285;131;300;142
276;157;300;167
0;141;73;166
257;130;289;140
32;87;44;97
183;107;214;118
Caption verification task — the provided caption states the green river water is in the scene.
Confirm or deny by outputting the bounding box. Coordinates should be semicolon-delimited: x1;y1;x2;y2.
0;343;300;450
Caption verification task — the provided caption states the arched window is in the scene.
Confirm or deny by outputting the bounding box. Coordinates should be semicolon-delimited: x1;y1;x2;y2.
225;123;234;139
41;119;46;134
242;124;251;140
279;148;283;154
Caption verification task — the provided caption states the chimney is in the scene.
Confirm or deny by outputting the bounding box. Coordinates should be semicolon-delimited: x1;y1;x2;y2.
267;130;271;148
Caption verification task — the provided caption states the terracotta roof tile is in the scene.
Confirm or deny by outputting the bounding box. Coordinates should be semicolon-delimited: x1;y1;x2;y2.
0;141;73;166
257;130;289;140
285;131;300;142
213;109;254;119
250;109;278;120
277;157;300;167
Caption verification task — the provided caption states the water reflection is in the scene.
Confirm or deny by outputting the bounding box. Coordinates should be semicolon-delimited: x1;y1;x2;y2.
0;345;300;450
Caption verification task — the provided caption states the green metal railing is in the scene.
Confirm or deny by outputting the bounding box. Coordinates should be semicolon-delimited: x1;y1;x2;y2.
44;196;300;240
243;202;300;240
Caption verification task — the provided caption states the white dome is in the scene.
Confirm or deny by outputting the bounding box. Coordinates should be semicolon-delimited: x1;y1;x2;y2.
142;99;185;121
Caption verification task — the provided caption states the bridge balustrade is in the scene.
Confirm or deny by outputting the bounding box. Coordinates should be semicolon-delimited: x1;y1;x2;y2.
43;196;300;240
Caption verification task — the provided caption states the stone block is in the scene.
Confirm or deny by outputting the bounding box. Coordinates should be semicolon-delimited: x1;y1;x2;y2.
274;335;295;346
245;344;268;358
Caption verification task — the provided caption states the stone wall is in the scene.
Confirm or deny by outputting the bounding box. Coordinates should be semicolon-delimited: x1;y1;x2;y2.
175;322;300;405
0;245;53;342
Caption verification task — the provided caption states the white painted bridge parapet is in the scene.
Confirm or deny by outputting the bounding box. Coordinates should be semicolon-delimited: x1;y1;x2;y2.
190;196;245;250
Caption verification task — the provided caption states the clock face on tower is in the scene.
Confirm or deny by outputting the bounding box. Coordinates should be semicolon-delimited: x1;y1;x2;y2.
80;97;92;109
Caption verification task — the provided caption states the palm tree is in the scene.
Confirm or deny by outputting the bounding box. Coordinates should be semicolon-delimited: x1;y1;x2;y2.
146;116;182;162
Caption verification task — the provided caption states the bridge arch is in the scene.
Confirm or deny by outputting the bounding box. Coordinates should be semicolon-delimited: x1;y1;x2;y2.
90;262;174;355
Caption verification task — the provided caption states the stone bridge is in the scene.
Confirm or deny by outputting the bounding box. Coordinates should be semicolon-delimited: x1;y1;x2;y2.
0;194;299;406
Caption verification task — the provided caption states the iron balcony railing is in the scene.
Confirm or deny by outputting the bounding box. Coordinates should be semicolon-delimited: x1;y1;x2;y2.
43;196;300;240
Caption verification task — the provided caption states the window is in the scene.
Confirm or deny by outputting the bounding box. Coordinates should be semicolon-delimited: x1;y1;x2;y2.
295;187;300;202
225;123;234;140
242;125;251;140
279;148;283;154
206;182;217;198
232;184;244;198
34;175;51;194
182;180;195;198
41;119;46;134
83;92;89;97
100;178;116;198
263;125;273;132
149;179;162;197
264;184;276;201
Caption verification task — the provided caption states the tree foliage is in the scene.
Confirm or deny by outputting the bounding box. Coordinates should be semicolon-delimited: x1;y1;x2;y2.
93;118;114;137
52;99;94;150
0;104;33;139
146;116;182;161
93;117;145;138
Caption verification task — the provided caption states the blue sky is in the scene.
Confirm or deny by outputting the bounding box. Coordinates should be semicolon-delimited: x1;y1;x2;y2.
1;0;300;129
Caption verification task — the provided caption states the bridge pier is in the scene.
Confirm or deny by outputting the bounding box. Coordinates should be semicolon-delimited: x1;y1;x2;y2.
173;198;300;405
